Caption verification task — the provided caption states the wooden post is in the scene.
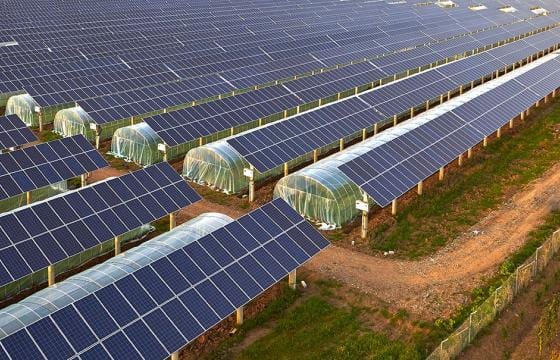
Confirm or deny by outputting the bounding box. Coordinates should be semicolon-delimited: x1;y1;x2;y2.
467;148;472;159
509;118;514;129
169;212;176;230
230;127;235;136
438;167;445;181
393;114;397;126
361;192;368;239
483;136;488;147
236;307;244;325
26;191;32;205
80;174;87;187
497;127;501;138
339;139;344;151
458;153;463;166
114;235;121;256
374;123;378;135
248;165;255;202
288;269;297;289
47;265;55;286
313;149;318;163
391;199;397;216
171;352;179;360
410;107;414;118
417;181;423;195
283;163;289;177
362;128;366;141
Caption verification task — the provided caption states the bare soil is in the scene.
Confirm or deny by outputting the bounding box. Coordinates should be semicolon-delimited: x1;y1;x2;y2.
305;161;560;319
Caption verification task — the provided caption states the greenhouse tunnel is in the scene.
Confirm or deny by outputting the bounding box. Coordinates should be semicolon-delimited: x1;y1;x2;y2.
53;106;131;142
5;94;39;127
110;123;194;166
0;212;233;328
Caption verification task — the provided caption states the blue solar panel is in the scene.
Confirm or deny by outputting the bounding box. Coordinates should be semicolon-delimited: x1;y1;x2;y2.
339;56;560;207
0;135;107;201
0;162;200;287
0;115;37;150
0;199;329;358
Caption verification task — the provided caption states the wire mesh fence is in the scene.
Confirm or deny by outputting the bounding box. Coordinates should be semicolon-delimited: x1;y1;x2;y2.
427;229;560;360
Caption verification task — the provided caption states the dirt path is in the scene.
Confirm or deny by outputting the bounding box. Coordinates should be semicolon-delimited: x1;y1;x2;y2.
305;162;560;319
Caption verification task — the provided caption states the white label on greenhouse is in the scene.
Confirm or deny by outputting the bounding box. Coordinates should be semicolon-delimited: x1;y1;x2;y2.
243;168;254;179
355;200;368;212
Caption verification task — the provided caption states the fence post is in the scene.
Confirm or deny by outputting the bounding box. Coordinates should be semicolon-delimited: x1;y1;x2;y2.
468;311;475;343
515;267;519;295
535;246;540;275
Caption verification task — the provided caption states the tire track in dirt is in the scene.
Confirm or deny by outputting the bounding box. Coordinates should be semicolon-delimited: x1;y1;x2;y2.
305;162;560;319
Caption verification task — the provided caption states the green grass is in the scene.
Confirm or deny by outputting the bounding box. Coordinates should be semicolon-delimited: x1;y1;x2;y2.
370;100;560;258
39;130;61;142
236;297;420;360
205;286;300;360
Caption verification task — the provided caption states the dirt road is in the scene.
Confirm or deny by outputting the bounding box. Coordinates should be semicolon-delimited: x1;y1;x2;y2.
306;162;560;319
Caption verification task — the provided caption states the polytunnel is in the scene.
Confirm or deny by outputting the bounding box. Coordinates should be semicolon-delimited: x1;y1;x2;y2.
183;130;363;195
274;91;479;227
5;94;39;127
184;141;296;194
0;212;232;333
53;106;130;141
110;123;194;166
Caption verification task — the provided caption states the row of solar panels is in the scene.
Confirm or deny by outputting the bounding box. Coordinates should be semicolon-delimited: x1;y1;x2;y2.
142;25;559;159
225;29;560;174
340;54;560;207
4;7;544;112
0;0;533;62
76;18;557;134
0;198;330;359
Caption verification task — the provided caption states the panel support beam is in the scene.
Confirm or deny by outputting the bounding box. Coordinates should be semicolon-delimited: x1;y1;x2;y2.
171;352;179;360
467;148;472;159
496;127;501;138
361;192;368;239
483;136;488;147
114;235;121;256
417;181;423;195
391;199;397;216
47;265;55;286
458;153;463;166
313;149;318;163
288;269;297;289
438;167;445;181
283;163;289;177
509;118;514;129
81;174;87;188
236;307;244;325
339;138;344;151
26;191;32;205
169;212;177;230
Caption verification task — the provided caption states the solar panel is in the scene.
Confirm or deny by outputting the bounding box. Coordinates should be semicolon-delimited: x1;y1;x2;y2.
0;162;201;287
338;55;560;207
0;199;329;359
0;135;107;201
0;114;37;150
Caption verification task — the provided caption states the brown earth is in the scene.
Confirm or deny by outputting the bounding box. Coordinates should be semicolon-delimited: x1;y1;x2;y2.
305;161;560;319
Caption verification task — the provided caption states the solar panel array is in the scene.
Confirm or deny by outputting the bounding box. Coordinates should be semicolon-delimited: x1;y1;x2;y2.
0;199;330;359
0;135;107;201
146;25;560;150
1;0;556;134
0;162;201;287
227;29;560;173
339;56;560;207
0;114;36;150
